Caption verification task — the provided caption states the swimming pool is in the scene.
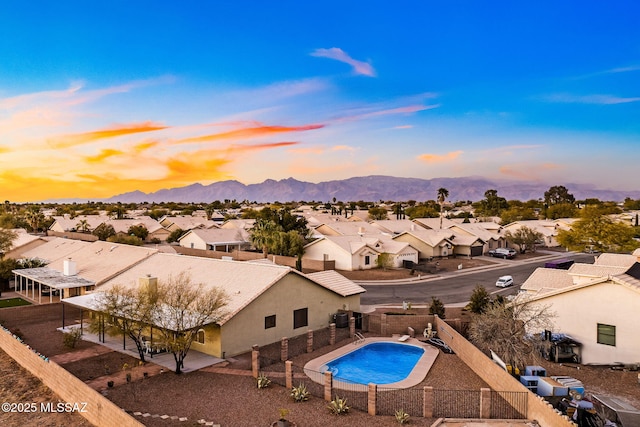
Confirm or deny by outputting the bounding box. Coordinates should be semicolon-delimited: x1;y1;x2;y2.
323;342;425;385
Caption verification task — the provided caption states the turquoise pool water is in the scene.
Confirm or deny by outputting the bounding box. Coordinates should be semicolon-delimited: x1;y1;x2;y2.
323;342;424;385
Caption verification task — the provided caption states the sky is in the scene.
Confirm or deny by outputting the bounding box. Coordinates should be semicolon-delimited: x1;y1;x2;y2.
1;2;639;202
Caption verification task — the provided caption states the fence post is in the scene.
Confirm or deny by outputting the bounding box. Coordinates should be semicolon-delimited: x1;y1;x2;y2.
480;388;491;419
368;383;377;416
306;329;313;353
280;337;288;361
285;360;293;389
381;313;387;336
423;386;433;418
251;345;260;379
324;371;332;401
349;316;355;338
329;323;336;345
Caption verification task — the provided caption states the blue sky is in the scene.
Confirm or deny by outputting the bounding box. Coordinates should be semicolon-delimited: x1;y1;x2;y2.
1;2;638;201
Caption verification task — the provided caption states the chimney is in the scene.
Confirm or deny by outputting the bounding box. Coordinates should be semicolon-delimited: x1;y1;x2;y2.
139;274;158;293
411;223;415;231
63;258;77;276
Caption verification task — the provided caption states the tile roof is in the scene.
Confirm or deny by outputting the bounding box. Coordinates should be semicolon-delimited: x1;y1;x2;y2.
180;228;249;244
305;270;366;297
593;253;638;268
20;237;92;263
520;267;576;296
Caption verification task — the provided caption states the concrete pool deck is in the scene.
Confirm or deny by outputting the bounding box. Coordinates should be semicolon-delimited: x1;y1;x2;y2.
303;336;439;391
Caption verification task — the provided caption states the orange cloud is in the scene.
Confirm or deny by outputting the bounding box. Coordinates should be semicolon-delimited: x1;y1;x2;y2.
133;140;160;153
85;148;124;163
417;150;464;163
176;124;324;144
49;121;168;148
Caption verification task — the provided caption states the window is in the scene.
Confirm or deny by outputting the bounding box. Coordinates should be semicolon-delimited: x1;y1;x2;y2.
196;329;205;344
293;308;308;329
597;324;616;346
264;315;276;329
364;255;370;265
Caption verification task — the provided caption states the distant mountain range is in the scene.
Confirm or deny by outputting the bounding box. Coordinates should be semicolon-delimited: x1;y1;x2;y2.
103;176;640;204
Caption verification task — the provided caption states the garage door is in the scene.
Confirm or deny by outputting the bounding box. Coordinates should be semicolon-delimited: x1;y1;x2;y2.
470;246;483;257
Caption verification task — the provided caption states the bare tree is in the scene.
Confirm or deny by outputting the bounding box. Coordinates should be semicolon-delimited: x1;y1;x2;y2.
90;283;159;363
153;272;228;374
467;297;555;371
504;226;543;253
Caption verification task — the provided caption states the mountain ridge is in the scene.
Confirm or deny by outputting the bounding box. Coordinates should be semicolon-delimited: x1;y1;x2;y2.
102;176;640;204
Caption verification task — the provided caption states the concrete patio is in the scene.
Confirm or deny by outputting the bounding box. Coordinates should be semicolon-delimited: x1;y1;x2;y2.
58;324;224;373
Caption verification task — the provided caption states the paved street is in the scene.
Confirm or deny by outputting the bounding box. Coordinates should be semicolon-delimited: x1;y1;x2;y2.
360;252;596;310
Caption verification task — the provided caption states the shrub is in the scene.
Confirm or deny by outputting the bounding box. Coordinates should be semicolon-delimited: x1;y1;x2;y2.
428;296;446;318
257;373;271;389
395;409;410;424
290;383;310;402
62;328;82;349
328;396;349;415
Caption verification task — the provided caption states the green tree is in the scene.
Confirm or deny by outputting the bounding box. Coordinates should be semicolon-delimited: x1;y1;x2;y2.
127;224;149;240
405;204;439;220
545;203;578;220
623;197;640;211
499;206;537;225
92;223;116;241
557;206;640;253
437;188;449;229
428;297;446;318
466;285;491;314
476;189;508;217
166;228;185;243
544;185;575;206
504;226;544;253
367;207;388;221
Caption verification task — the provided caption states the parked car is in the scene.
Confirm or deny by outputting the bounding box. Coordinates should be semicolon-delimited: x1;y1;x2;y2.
487;248;517;259
496;275;514;287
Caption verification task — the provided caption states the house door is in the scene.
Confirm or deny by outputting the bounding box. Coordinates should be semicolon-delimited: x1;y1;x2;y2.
353;312;363;330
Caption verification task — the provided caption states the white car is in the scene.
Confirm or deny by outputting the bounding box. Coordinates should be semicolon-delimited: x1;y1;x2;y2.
496;275;514;287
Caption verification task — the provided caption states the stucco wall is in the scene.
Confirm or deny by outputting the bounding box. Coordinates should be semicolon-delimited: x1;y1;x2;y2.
0;327;143;427
219;274;360;357
529;282;640;364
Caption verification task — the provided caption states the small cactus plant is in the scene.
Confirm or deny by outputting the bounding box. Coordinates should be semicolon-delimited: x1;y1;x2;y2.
257;373;271;389
290;383;310;402
395;409;410;424
328;396;349;415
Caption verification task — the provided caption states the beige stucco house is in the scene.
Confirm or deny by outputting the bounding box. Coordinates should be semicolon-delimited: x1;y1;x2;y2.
64;253;365;358
177;228;250;252
518;252;640;364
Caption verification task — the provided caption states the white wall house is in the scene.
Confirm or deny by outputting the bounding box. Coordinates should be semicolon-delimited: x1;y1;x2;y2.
519;253;640;365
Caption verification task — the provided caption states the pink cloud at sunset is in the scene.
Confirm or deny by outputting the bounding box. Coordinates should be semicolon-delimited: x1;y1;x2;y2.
176;124;324;145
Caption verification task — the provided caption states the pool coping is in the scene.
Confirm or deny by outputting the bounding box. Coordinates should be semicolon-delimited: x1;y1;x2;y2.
303;336;439;391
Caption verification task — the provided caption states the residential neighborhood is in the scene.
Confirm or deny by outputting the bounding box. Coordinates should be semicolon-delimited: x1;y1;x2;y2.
1;191;640;426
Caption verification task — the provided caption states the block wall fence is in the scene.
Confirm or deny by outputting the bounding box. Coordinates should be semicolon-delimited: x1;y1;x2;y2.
433;316;576;427
0;328;143;427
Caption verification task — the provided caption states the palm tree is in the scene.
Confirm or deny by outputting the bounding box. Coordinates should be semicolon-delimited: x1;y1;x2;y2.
437;188;449;229
249;219;279;257
76;219;90;233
